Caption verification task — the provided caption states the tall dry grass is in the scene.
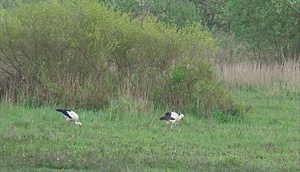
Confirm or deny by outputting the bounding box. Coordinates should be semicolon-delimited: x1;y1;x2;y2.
215;60;299;89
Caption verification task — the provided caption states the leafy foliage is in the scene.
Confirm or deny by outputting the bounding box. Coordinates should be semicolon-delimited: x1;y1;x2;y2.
225;0;300;61
0;0;243;119
190;0;229;30
101;0;200;28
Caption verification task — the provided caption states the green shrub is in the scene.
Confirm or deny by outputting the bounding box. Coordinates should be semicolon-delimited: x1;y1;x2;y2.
0;0;244;120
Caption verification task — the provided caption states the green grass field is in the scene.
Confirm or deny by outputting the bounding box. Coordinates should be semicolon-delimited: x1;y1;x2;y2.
0;88;299;171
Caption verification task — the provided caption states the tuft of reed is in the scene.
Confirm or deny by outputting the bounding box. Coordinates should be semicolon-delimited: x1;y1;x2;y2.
215;59;299;90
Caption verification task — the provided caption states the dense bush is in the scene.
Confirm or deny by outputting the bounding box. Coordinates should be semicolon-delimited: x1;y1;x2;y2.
0;0;243;119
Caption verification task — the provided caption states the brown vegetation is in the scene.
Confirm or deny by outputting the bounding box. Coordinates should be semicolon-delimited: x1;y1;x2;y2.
215;60;299;89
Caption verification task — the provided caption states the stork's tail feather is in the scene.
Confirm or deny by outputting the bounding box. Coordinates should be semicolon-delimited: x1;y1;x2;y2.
56;109;64;113
160;116;166;120
56;109;71;113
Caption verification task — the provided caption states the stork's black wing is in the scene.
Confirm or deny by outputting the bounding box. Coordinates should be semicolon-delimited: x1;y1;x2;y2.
56;109;72;119
160;112;175;120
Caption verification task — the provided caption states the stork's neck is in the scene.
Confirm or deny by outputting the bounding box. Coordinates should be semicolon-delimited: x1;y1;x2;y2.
179;114;184;120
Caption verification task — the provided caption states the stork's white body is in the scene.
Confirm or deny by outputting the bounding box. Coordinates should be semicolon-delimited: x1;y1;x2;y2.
160;112;184;129
64;110;78;121
56;109;82;127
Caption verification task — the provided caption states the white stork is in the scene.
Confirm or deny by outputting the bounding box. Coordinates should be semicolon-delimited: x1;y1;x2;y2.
56;109;82;127
160;112;184;129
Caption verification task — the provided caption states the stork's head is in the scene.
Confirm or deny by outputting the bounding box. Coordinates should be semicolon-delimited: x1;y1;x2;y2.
75;121;82;127
179;114;184;123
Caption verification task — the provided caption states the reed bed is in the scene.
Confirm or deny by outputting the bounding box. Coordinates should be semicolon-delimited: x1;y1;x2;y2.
215;60;299;89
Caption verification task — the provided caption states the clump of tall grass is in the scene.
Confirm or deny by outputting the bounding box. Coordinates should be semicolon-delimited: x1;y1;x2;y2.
105;91;155;120
216;60;299;90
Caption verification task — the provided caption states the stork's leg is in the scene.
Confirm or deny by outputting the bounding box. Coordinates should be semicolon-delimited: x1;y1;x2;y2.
61;120;68;128
61;122;65;128
176;123;182;132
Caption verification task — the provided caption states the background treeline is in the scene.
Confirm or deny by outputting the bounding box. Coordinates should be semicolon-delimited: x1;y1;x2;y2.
0;0;245;120
2;0;299;62
100;0;300;62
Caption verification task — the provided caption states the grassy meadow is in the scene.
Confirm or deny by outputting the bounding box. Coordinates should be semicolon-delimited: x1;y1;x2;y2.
0;1;299;171
0;86;299;171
